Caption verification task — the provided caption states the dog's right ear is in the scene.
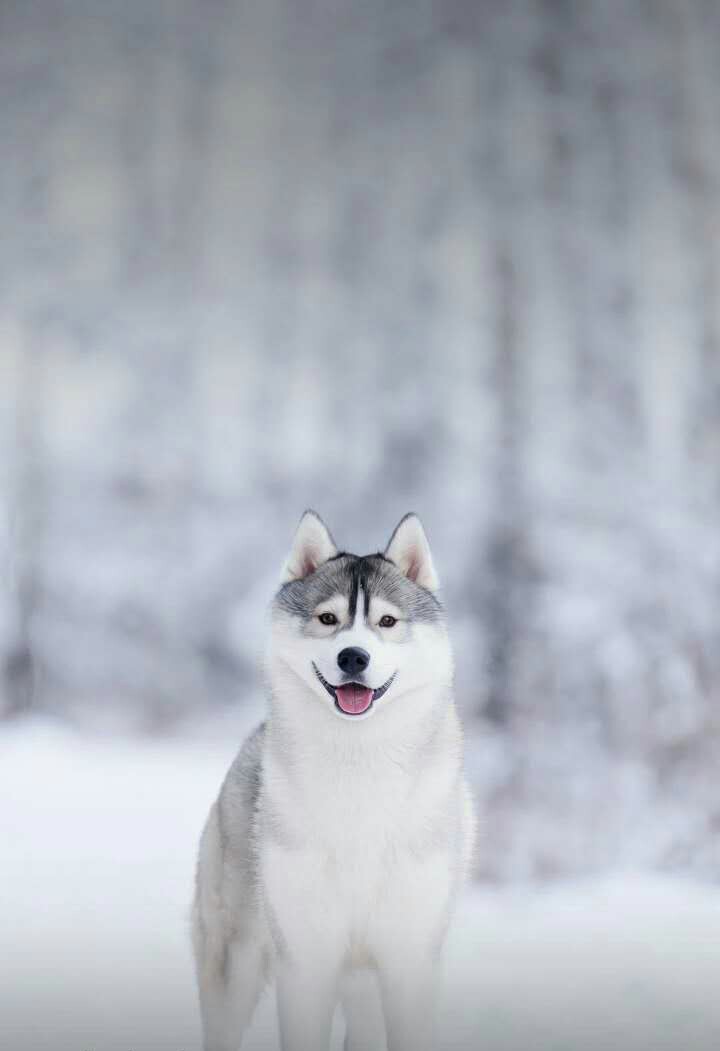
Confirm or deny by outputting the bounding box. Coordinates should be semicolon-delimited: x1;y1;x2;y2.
384;512;439;592
281;510;338;582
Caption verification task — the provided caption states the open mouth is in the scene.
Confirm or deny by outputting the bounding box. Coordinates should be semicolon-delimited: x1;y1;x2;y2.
312;663;396;716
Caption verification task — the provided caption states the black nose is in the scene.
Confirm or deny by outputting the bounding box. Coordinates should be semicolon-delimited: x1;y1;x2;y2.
337;646;370;678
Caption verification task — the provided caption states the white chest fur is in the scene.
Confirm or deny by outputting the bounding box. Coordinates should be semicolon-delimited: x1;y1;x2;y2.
259;679;467;970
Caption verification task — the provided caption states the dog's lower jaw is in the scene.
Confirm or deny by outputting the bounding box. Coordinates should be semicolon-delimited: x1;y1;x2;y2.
311;661;397;716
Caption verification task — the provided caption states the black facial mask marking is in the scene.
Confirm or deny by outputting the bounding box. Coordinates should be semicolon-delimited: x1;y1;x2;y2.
275;552;443;625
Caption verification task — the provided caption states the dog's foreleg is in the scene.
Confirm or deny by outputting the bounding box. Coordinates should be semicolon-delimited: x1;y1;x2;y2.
276;953;341;1051
264;843;346;1051
196;936;266;1051
377;957;437;1051
340;970;387;1051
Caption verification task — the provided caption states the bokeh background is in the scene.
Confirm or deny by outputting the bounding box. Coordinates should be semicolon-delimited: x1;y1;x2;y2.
1;0;718;887
3;0;720;881
3;0;720;882
3;3;720;1049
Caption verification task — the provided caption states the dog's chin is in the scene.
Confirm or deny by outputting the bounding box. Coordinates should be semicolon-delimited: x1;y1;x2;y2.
312;663;396;719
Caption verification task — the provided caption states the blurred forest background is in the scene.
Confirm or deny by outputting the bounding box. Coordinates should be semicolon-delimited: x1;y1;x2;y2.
1;0;719;880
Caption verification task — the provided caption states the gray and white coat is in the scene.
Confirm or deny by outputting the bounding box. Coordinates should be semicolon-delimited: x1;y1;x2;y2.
192;511;476;1051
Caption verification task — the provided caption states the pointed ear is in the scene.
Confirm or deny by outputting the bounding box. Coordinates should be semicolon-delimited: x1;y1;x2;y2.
282;510;338;582
384;513;439;592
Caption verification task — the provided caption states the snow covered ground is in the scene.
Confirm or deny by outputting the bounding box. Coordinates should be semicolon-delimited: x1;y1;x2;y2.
2;718;720;1051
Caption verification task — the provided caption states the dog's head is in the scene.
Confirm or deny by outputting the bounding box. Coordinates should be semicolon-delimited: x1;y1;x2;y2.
269;511;452;720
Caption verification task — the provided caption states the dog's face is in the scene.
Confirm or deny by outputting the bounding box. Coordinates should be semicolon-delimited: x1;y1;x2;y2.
270;512;452;720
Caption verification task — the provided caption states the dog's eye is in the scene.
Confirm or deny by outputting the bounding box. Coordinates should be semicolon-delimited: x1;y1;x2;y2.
318;612;338;626
378;615;397;628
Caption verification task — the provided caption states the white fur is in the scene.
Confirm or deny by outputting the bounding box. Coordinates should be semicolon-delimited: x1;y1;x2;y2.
193;518;475;1051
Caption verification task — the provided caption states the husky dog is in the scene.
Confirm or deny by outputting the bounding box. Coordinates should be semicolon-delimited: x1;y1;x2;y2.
192;511;475;1051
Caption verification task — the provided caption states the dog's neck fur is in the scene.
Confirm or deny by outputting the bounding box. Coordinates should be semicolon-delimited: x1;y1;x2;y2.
265;661;461;780
261;663;463;865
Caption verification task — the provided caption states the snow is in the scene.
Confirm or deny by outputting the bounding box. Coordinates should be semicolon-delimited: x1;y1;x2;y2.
2;720;720;1051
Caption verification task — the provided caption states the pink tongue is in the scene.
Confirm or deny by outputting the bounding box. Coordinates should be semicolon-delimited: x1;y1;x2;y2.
335;684;374;715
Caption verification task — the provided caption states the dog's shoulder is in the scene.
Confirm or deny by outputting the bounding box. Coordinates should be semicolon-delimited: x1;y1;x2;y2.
218;721;266;826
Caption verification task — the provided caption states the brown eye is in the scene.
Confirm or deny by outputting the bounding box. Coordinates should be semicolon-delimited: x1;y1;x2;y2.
379;615;397;628
318;612;338;626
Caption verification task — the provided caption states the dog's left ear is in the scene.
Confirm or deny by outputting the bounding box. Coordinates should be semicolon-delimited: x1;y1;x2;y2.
282;510;338;582
384;513;439;592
